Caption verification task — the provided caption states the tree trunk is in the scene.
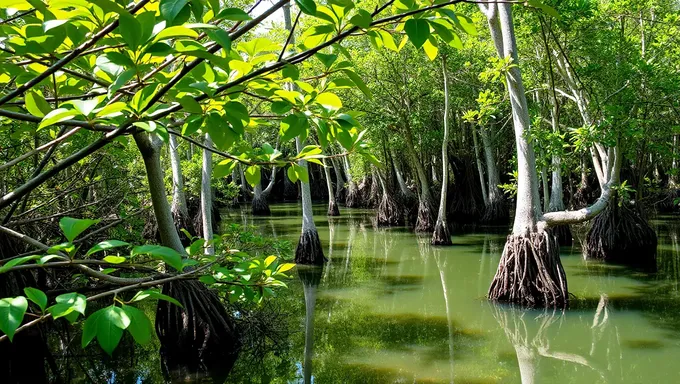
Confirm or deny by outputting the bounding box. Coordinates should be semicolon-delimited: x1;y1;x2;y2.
403;125;435;232
201;134;214;255
133;133;185;255
480;122;509;223
484;2;567;308
294;137;325;265
433;56;452;246
472;124;489;205
323;159;340;216
330;156;345;203
169;135;192;236
342;156;360;207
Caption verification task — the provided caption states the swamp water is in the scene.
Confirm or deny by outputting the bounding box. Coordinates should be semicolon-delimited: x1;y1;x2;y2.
29;204;680;383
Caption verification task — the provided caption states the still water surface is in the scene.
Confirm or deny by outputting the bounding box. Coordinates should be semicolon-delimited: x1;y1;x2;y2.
230;203;680;384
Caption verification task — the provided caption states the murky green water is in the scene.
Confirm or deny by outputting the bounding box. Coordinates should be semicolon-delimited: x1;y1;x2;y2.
228;203;680;384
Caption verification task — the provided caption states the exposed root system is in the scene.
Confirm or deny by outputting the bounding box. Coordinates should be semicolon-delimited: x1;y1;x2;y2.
156;280;240;382
295;230;327;265
374;191;404;227
251;194;271;216
327;200;340;216
345;185;360;208
431;219;452;245
586;199;657;269
488;230;568;308
449;156;485;225
415;198;436;233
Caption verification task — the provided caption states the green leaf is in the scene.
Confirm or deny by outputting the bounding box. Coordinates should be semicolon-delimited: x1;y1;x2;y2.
130;84;159;114
288;163;309;183
316;92;342;110
25;91;52;117
86;240;130;257
271;101;292;115
153;26;199;42
103;256;126;264
206;29;232;51
276;263;296;273
0;255;40;274
96;306;128;355
404;19;430;49
287;166;298;183
122;305;153;345
215;7;252;20
214;159;237;179
67;99;100;117
0;297;27;341
118;12;143;49
349;9;372;29
130;289;183;308
206;112;237;150
132;245;184;272
282;64;299;80
342;69;372;98
264;255;277;267
23;288;47;312
82;309;103;348
38;108;77;130
55;293;87;315
279;113;308;142
244;165;261;186
160;0;189;23
295;0;316;15
179;96;203;114
59;217;100;242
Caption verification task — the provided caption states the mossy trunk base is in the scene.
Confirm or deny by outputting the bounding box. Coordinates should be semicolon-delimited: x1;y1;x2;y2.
431;220;452;245
327;200;340;216
252;195;271;216
586;200;657;269
295;230;327;265
488;231;568;308
156;280;240;382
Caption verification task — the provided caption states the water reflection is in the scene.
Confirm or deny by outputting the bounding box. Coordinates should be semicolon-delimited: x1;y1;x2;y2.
298;266;323;384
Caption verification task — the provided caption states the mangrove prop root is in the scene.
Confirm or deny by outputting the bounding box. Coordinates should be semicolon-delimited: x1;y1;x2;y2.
431;219;452;246
295;229;326;265
449;156;485;225
251;194;271;216
327;200;340;216
345;185;360;208
586;201;657;268
374;191;404;227
415;198;436;233
156;280;240;382
488;231;568;308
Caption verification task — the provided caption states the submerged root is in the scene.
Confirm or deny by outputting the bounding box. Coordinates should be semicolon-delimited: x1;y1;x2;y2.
482;197;510;225
552;224;573;246
415;198;436;233
488;230;568;308
251;194;271;216
156;280;240;382
327;200;340;216
375;191;404;227
586;199;657;269
295;230;326;265
431;219;452;246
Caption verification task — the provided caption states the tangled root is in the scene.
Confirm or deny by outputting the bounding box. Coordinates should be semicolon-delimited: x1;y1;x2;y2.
586;199;657;269
251;194;271;216
415;198;436;233
345;184;360;208
488;230;568;308
431;219;452;246
327;200;340;216
374;191;404;227
295;230;326;265
156;280;240;382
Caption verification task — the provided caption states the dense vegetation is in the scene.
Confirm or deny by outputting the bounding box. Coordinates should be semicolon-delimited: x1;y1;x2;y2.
0;0;678;380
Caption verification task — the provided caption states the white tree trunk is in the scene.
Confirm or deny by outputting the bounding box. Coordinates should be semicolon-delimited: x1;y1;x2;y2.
472;125;489;205
201;134;214;255
481;123;504;205
169;135;189;218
